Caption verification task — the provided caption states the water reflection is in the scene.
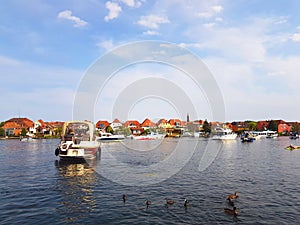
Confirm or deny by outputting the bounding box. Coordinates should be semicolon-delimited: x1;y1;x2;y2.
54;159;100;223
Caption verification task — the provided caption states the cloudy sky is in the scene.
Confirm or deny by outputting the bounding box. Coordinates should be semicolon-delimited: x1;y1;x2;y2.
1;0;300;123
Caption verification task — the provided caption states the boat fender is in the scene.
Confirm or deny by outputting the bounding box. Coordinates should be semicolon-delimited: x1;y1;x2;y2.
55;147;59;156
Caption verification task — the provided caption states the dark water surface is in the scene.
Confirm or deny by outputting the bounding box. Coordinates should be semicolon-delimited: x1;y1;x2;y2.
0;137;299;224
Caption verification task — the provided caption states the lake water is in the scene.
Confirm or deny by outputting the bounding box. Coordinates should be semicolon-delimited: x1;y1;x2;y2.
0;137;300;224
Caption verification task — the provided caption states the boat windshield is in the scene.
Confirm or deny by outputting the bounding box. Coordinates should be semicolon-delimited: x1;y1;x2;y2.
64;122;91;141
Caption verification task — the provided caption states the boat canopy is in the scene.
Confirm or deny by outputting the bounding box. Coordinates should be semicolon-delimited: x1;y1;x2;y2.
62;121;97;141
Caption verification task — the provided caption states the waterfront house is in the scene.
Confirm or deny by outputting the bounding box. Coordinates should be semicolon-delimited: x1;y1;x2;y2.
141;118;156;129
110;118;123;131
96;120;110;131
257;121;270;131
156;118;168;129
231;121;249;133
124;120;143;135
2;117;34;136
278;123;291;134
186;120;204;132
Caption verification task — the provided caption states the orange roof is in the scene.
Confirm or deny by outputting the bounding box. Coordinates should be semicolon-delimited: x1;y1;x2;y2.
112;118;122;124
124;120;141;128
2;118;34;129
141;118;156;127
96;120;110;129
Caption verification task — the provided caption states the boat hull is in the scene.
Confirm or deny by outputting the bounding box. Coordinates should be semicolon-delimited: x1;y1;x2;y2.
56;140;100;160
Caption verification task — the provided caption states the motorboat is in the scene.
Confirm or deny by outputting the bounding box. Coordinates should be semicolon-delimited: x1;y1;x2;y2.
55;121;100;160
97;132;125;141
211;127;237;140
241;132;255;142
252;130;277;139
266;131;278;138
289;132;299;139
131;132;165;140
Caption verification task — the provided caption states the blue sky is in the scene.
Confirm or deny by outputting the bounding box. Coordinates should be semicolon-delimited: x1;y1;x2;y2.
1;0;300;123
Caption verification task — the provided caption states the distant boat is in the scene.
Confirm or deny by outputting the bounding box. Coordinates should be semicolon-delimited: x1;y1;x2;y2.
252;130;277;139
211;127;237;140
266;131;278;138
132;132;165;140
289;132;299;139
20;136;35;142
241;132;255;142
97;132;125;141
55;121;100;160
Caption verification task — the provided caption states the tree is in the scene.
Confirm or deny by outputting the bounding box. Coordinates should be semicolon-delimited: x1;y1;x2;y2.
0;128;5;137
268;120;278;131
246;121;257;131
0;121;5;127
203;120;211;133
106;125;114;134
21;128;27;136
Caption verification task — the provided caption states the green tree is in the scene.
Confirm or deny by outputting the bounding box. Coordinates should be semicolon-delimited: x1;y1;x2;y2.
106;125;114;134
246;121;257;131
203;120;211;133
268;120;278;131
21;128;27;136
0;128;5;136
0;122;5;127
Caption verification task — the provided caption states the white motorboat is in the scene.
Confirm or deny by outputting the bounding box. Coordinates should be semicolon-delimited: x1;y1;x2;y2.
55;121;100;160
97;132;125;141
132;132;165;140
211;127;237;140
252;130;278;139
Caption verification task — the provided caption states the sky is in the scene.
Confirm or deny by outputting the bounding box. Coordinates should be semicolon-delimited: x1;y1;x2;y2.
1;0;300;123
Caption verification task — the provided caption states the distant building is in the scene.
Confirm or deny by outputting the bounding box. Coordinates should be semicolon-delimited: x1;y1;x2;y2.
124;120;143;135
2;117;34;136
96;120;110;131
231;121;249;133
110;118;123;130
257;121;270;131
141;118;156;129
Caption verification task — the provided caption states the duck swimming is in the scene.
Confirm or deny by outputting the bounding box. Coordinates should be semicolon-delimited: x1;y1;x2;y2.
122;194;127;204
227;192;238;200
184;199;189;208
165;198;175;205
224;207;238;217
145;199;151;208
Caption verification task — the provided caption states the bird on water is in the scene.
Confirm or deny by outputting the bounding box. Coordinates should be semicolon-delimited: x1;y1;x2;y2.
122;194;127;204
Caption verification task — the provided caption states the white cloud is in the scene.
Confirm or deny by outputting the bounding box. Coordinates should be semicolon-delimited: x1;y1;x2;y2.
197;5;223;19
138;15;170;29
143;30;160;36
57;10;88;27
203;22;216;28
211;5;223;13
120;0;143;8
97;39;115;50
290;33;300;42
104;1;122;21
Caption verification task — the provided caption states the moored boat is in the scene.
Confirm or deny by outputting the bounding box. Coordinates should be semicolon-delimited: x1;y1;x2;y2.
97;132;125;141
211;127;237;140
55;121;100;160
132;132;165;140
241;132;255;142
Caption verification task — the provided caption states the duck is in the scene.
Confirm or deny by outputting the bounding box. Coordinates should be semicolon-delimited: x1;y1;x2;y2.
145;199;151;208
224;207;238;217
165;198;175;205
122;194;127;204
184;199;189;208
227;192;238;200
